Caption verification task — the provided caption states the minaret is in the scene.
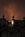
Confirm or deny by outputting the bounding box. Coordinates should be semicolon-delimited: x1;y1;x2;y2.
2;14;5;19
12;16;15;20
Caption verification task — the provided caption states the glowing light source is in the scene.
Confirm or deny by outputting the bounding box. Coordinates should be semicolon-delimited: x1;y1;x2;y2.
11;20;14;26
8;20;14;26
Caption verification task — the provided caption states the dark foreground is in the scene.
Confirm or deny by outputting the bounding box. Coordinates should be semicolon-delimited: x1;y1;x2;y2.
1;27;25;37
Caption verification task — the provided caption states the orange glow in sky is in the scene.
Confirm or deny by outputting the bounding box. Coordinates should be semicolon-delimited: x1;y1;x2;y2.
0;0;25;20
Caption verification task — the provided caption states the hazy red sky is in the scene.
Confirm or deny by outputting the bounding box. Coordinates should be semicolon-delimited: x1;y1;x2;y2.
0;0;25;20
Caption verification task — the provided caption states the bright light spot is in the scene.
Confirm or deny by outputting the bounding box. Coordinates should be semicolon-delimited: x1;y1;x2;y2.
8;20;14;26
11;20;14;26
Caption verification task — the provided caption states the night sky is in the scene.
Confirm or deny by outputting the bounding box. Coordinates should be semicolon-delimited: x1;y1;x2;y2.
0;0;25;20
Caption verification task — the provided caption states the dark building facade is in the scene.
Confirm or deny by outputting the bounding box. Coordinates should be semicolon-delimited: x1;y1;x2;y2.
0;16;25;37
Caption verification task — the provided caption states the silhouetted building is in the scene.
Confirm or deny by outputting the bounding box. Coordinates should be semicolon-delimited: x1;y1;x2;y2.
23;17;25;20
0;15;8;32
0;16;25;37
0;15;8;37
23;17;25;27
12;16;15;20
